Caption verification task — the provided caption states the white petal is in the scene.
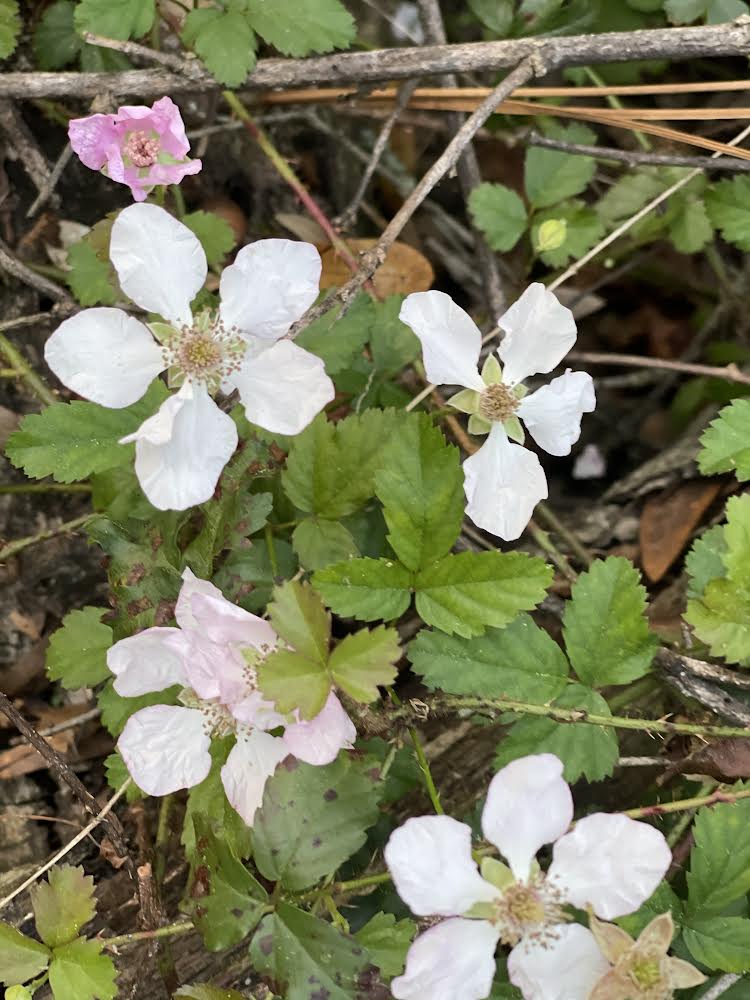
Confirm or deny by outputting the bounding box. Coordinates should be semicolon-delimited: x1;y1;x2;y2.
44;308;164;408
108;627;189;696
122;383;237;511
399;291;485;391
497;283;577;386
190;591;277;649
508;924;609;1000
518;370;595;456
220;729;288;826
392;918;499;1000
385;815;499;917
231;339;334;435
118;705;211;795
482;754;573;882
548;813;672;919
175;567;225;630
283;692;356;765
231;691;287;731
219;239;321;341
110;203;206;325
463;423;548;542
184;637;246;704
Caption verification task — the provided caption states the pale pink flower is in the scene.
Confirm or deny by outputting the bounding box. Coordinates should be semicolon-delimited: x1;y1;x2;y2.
385;754;672;1000
68;96;202;201
110;569;356;825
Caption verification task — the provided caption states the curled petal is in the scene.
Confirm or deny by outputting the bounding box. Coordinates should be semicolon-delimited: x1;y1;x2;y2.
497;283;577;386
463;423;548;541
68;113;119;170
121;383;238;511
190;591;277;650
399;291;485;391
175;567;226;630
44;308;164;409
283;692;356;765
219;239;321;341
385;815;499;917
482;753;572;882
508;924;609;1000
220;729;288;826
110;203;206;326
391;918;499;1000
118;705;211;795
517;370;596;457
108;627;189;696
548;813;672;919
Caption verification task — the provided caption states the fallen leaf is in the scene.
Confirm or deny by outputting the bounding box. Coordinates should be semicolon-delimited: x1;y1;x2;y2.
640;479;722;583
319;238;434;296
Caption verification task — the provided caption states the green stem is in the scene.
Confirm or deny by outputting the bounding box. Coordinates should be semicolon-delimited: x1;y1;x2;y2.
265;521;279;577
170;184;186;219
154;793;173;886
102;920;194;949
298;871;392;902
526;519;578;584
606;675;660;714
0;333;57;406
0;483;91;495
534;501;593;568
390;688;443;814
0;512;90;562
582;66;651;151
666;781;716;848
625;784;750;821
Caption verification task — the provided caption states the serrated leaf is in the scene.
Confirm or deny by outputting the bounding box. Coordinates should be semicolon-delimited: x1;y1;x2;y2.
66;239;118;307
46;607;112;690
182;8;256;87
313;558;413;622
686;524;727;599
74;0;154;39
0;0;20;59
533;199;605;268
257;647;331;719
0;923;50;986
246;0;355;56
369;296;420;375
563;557;658;687
669;194;713;254
686;783;750;914
705;176;750;250
683;916;750;972
494;683;619;782
104;752;143;802
409;614;569;701
253;756;380;890
182;211;235;266
33;0;81;69
6;380;168;484
295;294;373;375
723;493;750;587
292;517;359;570
596;171;665;225
468;183;528;253
353;912;416;979
31;866;96;949
698;398;750;480
268;580;330;662
329;625;400;702
524;123;597;209
414;551;553;638
48;939;117;1000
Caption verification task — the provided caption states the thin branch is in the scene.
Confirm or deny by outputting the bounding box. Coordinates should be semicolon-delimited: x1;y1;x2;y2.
699;976;742;1000
27;143;74;217
0;512;90;561
82;32;200;74
0;241;72;303
0;305;75;333
528;131;750;172
0;332;58;406
567;350;750;387
0;100;51;195
658;649;750;691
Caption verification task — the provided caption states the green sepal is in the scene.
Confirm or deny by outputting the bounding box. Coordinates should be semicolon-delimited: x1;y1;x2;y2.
448;388;480;414
481;856;514;890
468;414;492;436
148;322;176;345
481;355;503;385
463;901;497;920
504;416;525;444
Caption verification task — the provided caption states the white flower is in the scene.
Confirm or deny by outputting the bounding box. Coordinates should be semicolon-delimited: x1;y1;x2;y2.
384;754;672;1000
110;569;356;825
45;203;334;511
399;284;595;540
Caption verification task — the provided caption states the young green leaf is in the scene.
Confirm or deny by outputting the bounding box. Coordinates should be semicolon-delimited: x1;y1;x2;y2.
31;866;96;949
563;557;658;687
295;294;373;375
524;123;597;209
181;211;235;266
46;608;112;690
369;296;421;375
33;0;81;69
314;557;413;622
328;625;400;703
669;194;713;254
74;0;154;39
292;517;360;571
354;912;416;979
245;0;355;55
48;938;116;1000
698;398;750;480
468;183;528;253
683;916;750;972
66;238;118;306
0;0;20;58
268;579;330;662
705;176;750;250
685;524;727;599
686;783;750;915
257;647;331;719
596;172;665;225
0;924;50;986
182;8;256;87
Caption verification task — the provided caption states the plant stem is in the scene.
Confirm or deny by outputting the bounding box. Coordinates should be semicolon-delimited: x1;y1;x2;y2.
526;519;578;584
390;688;443;814
170;184;186;219
606;675;660;714
534;501;593;568
298;871;392;902
0;333;57;406
265;521;279;577
0;512;91;561
102;920;194;949
625;785;750;821
582;65;651;151
154;793;173;886
666;781;716;847
0;483;91;495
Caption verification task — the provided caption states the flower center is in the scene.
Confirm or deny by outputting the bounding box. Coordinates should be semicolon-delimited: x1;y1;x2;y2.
491;877;568;947
478;382;519;423
630;957;663;992
165;312;247;392
123;130;160;168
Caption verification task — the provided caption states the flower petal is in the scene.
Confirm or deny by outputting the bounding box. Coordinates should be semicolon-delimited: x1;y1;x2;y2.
497;283;577;386
175;567;225;630
482;753;572;882
508;924;609;1000
548;813;672;919
399;291;485;391
391;918;499;1000
283;692;356;765
108;627;189;696
118;705;211;795
231;339;334;435
68;113;118;170
121;383;237;511
385;815;499;917
462;423;548;541
44;308;164;409
220;729;288;826
219;239;321;341
231;691;287;731
517;370;596;456
110;203;206;326
190;592;277;650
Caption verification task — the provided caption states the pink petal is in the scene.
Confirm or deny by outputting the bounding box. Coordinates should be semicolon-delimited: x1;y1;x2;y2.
68;113;118;170
118;705;211;795
392;918;499;1000
108;627;189;696
283;692;356;765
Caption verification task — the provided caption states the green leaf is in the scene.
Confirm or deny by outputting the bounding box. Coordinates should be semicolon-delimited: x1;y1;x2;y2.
79;42;131;70
369;296;421;375
686;785;750;915
186;815;268;951
563;557;658;687
698;399;750;480
0;923;50;986
6;986;33;1000
0;0;20;58
268;579;330;662
617;881;684;938
524;123;597;209
669;195;714;254
686;524;727;599
258;647;331;719
375;414;464;572
596;171;665;225
46;607;112;690
494;683;619;782
181;739;253;861
182;8;256;87
723;493;750;587
468;183;528;253
6;380;169;484
214;539;297;614
48;939;116;1000
708;0;750;20
468;0;514;33
329;625;400;703
706;176;750;250
66;238;118;307
532;200;605;268
250;902;385;999
414;551;553;638
74;0;154;39
33;1;81;69
683;916;750;972
314;557;413;622
295;294;373;375
104;752;143;802
354;912;416;979
182;211;235;266
665;0;749;22
292;517;359;570
246;0;355;56
253;757;380;890
409;614;569;701
98;682;180;737
31;866;96;948
686;579;750;662
174;987;245;1000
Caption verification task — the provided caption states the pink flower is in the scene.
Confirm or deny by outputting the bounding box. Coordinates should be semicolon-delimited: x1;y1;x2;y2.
68;96;202;202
